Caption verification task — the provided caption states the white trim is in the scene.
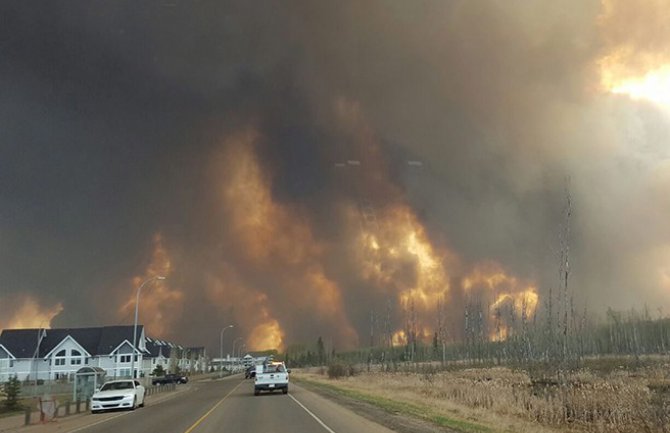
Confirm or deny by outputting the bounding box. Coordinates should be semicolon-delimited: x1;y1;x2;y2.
109;339;140;355
43;335;92;359
0;343;16;360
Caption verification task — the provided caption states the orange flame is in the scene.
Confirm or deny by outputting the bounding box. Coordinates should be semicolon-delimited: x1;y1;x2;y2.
392;330;407;346
335;94;540;344
355;204;457;310
0;296;63;329
209;128;358;350
118;234;184;338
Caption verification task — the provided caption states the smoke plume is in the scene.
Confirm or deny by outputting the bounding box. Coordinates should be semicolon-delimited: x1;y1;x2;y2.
1;0;669;352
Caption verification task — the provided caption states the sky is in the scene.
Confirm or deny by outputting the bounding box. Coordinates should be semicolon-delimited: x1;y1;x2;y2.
1;0;669;354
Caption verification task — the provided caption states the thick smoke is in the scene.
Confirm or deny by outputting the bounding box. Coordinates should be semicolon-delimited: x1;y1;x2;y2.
1;1;669;352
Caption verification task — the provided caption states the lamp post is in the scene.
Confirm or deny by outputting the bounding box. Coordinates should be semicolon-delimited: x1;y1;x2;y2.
131;275;166;379
237;340;247;367
232;337;242;372
238;344;246;371
219;325;234;375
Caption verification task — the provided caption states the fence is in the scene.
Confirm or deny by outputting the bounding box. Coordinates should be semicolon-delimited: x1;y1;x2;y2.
23;383;177;425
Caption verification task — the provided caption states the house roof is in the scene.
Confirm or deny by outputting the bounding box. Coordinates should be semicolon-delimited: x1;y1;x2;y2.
0;326;145;358
145;339;178;358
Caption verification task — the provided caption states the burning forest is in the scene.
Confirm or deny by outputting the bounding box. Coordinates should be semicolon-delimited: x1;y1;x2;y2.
1;0;670;364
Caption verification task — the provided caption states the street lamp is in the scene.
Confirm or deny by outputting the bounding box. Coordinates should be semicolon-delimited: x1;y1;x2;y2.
232;337;242;372
237;340;247;366
131;275;166;379
238;344;246;370
219;325;234;374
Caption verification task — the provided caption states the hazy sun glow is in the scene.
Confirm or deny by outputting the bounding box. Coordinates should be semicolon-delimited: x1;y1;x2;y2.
604;65;670;108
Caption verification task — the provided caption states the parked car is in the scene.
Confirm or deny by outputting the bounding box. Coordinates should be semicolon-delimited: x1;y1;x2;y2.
152;373;188;385
91;380;145;413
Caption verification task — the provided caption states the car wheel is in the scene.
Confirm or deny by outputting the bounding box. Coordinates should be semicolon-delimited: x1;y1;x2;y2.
254;389;260;396
131;396;137;410
282;388;288;394
139;395;145;408
91;410;100;414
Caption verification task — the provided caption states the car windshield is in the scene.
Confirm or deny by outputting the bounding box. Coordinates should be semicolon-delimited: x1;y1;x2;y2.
100;381;134;391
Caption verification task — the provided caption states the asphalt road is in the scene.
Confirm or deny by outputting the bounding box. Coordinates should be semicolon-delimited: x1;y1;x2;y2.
47;376;394;433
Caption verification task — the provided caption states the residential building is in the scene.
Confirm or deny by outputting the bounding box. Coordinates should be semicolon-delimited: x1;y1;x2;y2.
0;326;152;382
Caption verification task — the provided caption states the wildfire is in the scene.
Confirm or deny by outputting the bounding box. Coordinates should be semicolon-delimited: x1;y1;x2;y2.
356;204;455;309
248;297;285;351
334;93;541;344
211;128;358;350
355;203;539;343
118;233;184;338
392;330;407;346
490;290;539;313
0;296;63;329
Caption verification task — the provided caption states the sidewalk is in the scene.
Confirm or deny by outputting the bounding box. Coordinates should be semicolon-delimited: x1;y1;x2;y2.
0;384;190;433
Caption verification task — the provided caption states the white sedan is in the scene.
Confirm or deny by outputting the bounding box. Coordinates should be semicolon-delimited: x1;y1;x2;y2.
91;380;145;413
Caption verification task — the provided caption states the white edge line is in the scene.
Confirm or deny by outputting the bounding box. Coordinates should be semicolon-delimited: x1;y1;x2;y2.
289;393;337;433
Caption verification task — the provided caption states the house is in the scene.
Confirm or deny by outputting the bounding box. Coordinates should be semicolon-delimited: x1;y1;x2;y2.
0;326;151;382
144;338;172;374
183;347;208;374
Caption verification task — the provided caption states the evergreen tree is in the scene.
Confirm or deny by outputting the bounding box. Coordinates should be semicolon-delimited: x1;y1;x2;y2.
3;376;21;411
316;336;326;365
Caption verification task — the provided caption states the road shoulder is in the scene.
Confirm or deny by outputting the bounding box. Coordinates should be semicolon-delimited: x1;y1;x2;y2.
293;377;466;433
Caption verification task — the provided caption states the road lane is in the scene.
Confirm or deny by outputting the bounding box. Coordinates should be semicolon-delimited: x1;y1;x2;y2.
16;376;396;433
70;377;243;433
187;380;395;433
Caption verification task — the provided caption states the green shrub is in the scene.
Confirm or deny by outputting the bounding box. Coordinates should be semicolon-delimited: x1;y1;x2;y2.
327;363;347;379
2;377;21;411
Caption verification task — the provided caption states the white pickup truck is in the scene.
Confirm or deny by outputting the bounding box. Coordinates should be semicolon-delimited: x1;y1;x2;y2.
254;362;290;395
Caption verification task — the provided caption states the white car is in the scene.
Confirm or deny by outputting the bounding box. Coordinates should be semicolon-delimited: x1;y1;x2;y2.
91;379;145;413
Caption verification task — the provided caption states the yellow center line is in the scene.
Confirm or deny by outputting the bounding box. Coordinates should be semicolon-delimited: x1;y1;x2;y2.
182;380;243;433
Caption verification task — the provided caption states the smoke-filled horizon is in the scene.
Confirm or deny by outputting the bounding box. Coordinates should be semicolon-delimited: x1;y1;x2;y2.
1;0;669;354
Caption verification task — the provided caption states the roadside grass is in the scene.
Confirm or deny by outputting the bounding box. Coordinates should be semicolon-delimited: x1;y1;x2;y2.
295;362;670;433
295;376;494;433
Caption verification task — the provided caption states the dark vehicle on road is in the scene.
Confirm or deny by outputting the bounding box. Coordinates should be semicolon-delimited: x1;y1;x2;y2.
152;373;188;385
245;366;256;379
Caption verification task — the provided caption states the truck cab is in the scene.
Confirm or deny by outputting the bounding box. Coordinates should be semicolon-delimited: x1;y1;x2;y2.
254;362;289;395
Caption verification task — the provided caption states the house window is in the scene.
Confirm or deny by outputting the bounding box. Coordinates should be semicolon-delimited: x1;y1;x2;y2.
119;355;131;363
54;350;67;366
71;350;82;365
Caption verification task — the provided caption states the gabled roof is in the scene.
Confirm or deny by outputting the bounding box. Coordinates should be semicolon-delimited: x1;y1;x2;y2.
0;326;144;358
145;339;176;358
43;335;92;359
0;343;16;359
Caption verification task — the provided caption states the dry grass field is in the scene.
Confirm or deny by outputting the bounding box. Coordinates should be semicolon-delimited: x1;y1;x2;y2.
296;361;670;433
